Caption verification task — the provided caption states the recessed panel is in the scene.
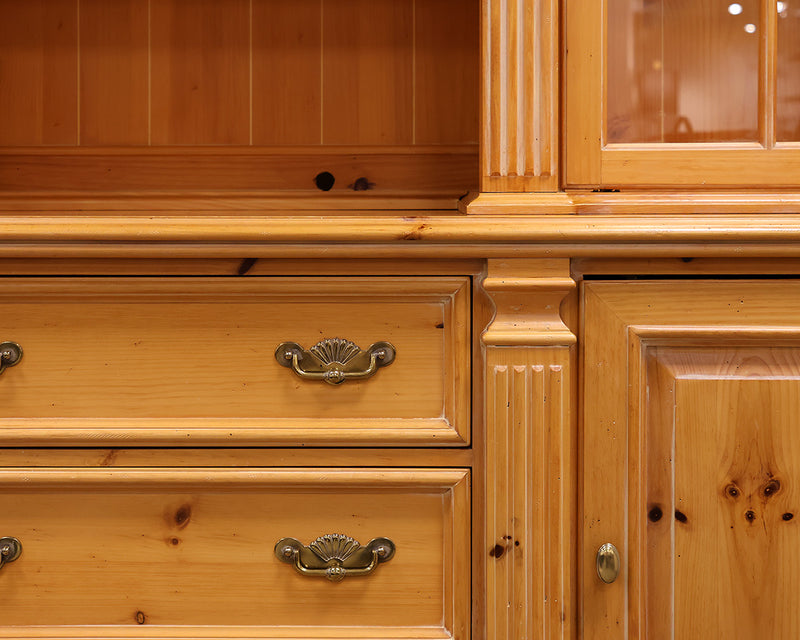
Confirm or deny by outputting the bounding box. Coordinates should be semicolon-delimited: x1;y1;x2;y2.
643;347;800;638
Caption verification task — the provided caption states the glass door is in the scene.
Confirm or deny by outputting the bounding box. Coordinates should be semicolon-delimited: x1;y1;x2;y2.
566;0;800;188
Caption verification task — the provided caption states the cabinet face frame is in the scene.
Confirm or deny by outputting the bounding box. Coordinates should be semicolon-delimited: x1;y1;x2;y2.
564;0;800;188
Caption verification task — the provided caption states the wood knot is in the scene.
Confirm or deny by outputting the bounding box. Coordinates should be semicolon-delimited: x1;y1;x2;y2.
745;510;756;522
172;504;192;529
783;512;794;521
763;479;781;497
135;611;146;625
725;484;740;498
648;505;663;522
489;543;505;559
674;510;688;524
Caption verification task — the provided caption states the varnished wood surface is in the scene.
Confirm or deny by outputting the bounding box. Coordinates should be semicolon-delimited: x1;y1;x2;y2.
2;214;800;259
482;260;576;640
583;280;800;639
0;277;470;446
0;448;473;469
0;147;477;197
565;0;800;187
482;0;559;191
0;0;478;149
0;467;470;638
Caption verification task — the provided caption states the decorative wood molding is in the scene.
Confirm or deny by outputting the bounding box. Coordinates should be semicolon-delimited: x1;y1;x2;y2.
482;259;576;640
481;0;559;192
6;214;800;259
482;259;576;347
485;352;574;640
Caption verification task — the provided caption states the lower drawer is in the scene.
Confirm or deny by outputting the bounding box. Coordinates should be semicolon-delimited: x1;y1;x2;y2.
0;468;470;640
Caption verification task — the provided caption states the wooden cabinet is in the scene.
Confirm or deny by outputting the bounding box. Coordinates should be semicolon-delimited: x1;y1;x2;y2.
582;280;800;637
565;0;800;188
1;1;800;639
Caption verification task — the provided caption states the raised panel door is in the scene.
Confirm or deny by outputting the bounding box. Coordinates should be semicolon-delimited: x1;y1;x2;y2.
582;280;800;638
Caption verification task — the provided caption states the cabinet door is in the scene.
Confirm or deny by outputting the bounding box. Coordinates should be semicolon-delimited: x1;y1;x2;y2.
566;0;800;187
583;281;800;638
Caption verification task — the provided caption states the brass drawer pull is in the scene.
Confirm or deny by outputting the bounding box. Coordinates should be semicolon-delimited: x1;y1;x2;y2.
275;338;396;385
275;533;395;582
0;342;22;377
0;537;22;571
596;542;621;583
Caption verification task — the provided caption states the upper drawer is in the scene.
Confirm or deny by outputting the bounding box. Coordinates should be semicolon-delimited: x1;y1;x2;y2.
0;277;471;446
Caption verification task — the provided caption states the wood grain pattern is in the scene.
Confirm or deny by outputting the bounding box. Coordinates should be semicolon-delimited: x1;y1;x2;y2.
0;447;473;469
415;0;479;144
0;147;477;195
0;0;78;145
486;353;573;640
79;0;149;145
482;259;576;346
482;259;576;640
150;0;250;145
0;277;470;446
583;280;800;639
252;0;322;145
0;467;470;637
483;0;559;190
6;214;800;260
322;0;413;145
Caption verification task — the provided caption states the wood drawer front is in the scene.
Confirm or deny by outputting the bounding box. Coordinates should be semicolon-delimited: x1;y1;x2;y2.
0;468;470;640
0;277;471;446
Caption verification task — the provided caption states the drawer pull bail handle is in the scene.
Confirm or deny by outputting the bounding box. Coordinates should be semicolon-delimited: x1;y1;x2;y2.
275;338;396;385
0;537;22;572
275;533;395;582
0;342;22;377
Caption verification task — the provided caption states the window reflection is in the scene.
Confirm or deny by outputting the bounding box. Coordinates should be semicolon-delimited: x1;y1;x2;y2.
607;0;759;143
778;2;800;140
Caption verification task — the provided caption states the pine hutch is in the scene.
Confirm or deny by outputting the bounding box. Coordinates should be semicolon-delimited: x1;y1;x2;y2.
0;0;797;639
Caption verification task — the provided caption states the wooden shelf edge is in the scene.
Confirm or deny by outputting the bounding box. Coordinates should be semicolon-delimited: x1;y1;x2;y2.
3;213;800;258
464;191;800;215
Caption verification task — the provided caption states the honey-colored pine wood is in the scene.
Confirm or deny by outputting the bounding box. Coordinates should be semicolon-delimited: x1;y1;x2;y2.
0;147;477;196
415;0;480;145
0;467;470;638
150;0;250;145
323;0;413;145
0;447;474;469
482;260;576;640
252;0;322;145
0;277;470;446
583;280;800;639
79;0;149;146
482;0;559;190
0;0;78;146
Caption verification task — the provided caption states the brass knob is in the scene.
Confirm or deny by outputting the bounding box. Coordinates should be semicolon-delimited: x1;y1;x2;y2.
275;533;395;582
0;342;22;376
596;543;621;583
275;338;395;385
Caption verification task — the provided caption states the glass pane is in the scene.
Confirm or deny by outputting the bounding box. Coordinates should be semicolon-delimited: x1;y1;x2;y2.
778;1;800;141
607;0;760;144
